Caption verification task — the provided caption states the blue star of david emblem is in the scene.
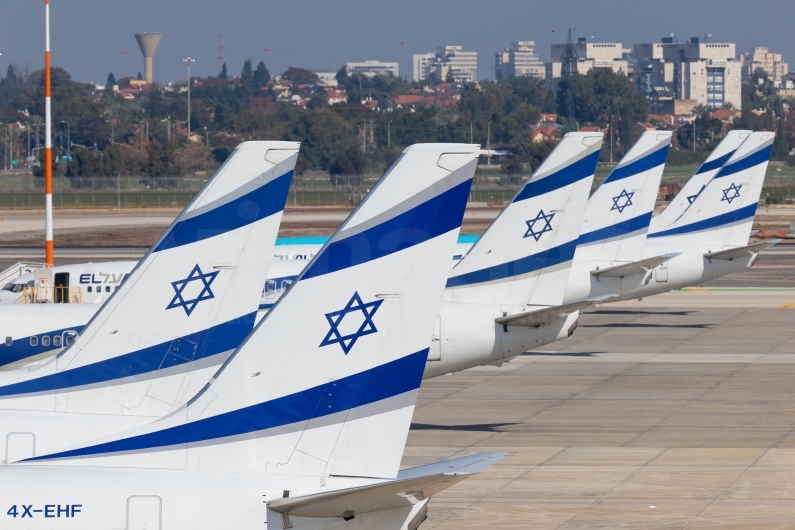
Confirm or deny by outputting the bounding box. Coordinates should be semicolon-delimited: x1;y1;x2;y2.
687;184;706;204
610;189;635;214
524;209;555;241
721;183;742;204
165;264;220;316
319;291;384;354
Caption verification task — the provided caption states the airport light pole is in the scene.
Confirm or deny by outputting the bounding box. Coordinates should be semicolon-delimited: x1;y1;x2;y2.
116;171;120;211
183;57;195;141
44;0;54;266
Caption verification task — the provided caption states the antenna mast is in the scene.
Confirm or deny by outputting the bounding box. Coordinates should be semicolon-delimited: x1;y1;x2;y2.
218;34;225;75
561;28;579;129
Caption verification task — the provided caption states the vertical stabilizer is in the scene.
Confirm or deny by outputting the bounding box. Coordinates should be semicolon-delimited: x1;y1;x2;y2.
0;142;298;419
447;132;602;307
650;130;750;231
646;131;773;251
29;144;478;482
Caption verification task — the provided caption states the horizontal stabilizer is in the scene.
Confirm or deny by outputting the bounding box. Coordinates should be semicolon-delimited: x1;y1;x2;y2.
397;451;509;480
269;452;507;518
269;474;468;517
704;240;779;261
590;254;676;279
495;295;617;328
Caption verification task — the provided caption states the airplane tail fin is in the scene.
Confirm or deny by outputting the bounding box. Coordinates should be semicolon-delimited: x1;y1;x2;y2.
0;142;298;414
447;132;602;307
29;144;479;481
575;131;671;263
647;132;773;250
651;130;751;231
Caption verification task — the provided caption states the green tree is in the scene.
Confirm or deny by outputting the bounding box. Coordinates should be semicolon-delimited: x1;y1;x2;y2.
107;72;116;86
772;119;790;161
281;67;319;85
241;59;253;86
219;62;227;80
252;61;270;87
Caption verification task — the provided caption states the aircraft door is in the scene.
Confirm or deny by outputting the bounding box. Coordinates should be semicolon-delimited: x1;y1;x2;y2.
655;253;668;282
126;495;162;530
61;330;78;349
428;316;441;361
54;272;69;303
5;432;35;463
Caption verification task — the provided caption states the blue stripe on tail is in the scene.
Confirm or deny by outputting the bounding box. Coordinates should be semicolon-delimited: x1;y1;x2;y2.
26;348;430;461
155;170;293;252
603;145;669;184
302;179;472;280
0;313;258;398
577;212;652;246
512;151;600;203
647;203;757;238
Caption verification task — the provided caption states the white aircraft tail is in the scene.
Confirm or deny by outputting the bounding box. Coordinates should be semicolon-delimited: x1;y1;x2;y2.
0;142;298;415
575;131;671;262
27;144;479;482
646;131;773;250
447;132;602;307
651;130;751;231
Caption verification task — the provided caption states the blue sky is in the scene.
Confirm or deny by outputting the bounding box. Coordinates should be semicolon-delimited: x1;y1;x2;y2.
1;0;793;84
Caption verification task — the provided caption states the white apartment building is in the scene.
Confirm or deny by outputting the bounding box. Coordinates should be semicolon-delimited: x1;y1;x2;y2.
413;53;435;83
412;46;478;83
496;41;544;79
547;39;629;80
635;38;741;109
742;47;789;86
345;60;399;78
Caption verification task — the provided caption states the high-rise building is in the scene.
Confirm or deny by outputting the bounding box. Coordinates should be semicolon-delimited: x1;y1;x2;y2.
345;60;399;78
495;41;544;80
635;37;741;109
412;46;478;83
742;47;788;86
413;53;435;83
546;38;629;82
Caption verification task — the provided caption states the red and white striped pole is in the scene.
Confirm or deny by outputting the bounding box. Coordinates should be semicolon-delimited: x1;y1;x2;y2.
44;0;54;266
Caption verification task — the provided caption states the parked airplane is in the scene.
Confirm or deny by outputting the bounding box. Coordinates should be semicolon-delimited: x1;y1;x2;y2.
650;129;751;231
0;144;497;530
0;140;299;462
614;131;776;301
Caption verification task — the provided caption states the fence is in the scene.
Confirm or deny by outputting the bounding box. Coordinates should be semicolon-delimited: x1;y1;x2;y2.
2;165;793;209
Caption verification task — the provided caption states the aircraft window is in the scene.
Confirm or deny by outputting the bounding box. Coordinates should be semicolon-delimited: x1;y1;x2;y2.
87;286;93;293
4;337;11;347
2;284;25;293
42;336;50;347
105;286;111;292
281;280;293;290
53;336;62;347
30;336;38;347
65;335;75;346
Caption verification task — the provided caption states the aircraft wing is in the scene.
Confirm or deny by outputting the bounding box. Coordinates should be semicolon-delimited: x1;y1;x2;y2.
704;240;779;261
495;295;617;328
268;453;507;518
590;254;676;279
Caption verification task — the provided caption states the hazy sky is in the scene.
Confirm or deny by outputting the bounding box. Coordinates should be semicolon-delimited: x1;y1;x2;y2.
1;0;793;84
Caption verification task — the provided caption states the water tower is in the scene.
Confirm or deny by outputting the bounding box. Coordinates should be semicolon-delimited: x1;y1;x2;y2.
134;33;162;83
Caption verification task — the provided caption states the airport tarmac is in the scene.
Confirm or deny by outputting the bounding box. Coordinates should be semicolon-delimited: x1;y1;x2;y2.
407;289;795;529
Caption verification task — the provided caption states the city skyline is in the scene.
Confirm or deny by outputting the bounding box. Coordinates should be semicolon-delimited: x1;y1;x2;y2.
0;0;793;84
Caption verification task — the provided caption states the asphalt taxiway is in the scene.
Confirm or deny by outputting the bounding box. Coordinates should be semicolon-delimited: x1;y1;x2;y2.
407;289;795;529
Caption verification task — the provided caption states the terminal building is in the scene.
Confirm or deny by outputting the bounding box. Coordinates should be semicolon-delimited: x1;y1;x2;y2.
634;37;742;110
345;60;399;78
495;41;545;80
412;46;478;83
